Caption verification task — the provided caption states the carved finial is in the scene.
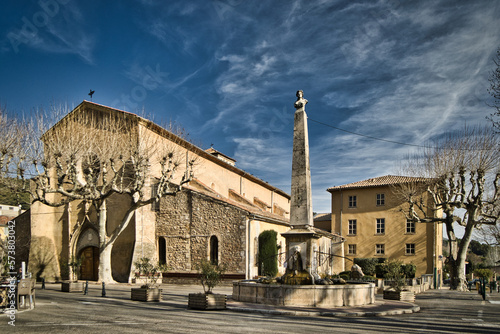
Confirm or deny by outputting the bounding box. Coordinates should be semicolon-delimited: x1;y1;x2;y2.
294;90;308;110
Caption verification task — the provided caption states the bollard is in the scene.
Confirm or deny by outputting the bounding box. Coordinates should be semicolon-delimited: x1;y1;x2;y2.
481;279;486;301
101;282;106;297
84;280;89;295
41;278;45;290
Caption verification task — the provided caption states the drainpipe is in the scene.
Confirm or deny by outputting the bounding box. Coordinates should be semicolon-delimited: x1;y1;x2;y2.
339;190;343;236
433;217;436;289
340;190;344;272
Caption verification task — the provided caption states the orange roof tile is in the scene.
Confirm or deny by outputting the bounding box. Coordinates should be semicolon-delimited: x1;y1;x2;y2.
327;175;431;192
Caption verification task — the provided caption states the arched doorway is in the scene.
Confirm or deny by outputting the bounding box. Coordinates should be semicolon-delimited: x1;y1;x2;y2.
79;246;99;281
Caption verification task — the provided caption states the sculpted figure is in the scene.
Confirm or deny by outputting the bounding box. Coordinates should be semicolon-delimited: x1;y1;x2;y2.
288;246;303;275
294;90;308;110
351;264;365;279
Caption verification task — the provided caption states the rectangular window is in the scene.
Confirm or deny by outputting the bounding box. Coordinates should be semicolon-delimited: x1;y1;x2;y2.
376;193;385;206
376;244;385;255
348;195;357;208
406;220;416;233
406;243;415;255
376;218;385;234
348;220;357;235
348;244;356;255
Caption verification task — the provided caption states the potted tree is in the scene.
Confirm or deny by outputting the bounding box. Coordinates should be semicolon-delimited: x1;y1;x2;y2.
188;259;227;310
382;260;415;302
131;257;167;302
61;256;83;292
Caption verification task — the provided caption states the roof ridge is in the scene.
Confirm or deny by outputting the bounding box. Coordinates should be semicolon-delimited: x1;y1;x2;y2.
327;175;431;191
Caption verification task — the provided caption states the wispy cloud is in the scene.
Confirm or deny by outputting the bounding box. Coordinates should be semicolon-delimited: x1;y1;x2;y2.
3;2;95;63
200;0;500;211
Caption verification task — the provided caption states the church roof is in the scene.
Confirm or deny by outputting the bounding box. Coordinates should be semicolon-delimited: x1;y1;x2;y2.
327;175;431;192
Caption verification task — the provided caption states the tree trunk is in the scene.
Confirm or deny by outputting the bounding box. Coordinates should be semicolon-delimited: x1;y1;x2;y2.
97;200;116;283
99;243;115;283
447;221;474;291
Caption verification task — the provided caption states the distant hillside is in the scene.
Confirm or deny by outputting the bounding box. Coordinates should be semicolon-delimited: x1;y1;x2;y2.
0;180;30;210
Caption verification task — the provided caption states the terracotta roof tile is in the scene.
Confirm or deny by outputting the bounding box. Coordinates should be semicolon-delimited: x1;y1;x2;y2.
327;175;431;192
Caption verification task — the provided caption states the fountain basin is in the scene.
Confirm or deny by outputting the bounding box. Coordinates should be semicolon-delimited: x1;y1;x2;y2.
232;281;375;307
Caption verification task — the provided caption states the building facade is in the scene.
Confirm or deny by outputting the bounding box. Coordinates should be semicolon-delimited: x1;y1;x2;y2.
328;175;443;278
17;101;294;282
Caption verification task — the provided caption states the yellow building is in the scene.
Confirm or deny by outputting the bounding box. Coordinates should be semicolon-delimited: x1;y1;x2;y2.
328;175;442;278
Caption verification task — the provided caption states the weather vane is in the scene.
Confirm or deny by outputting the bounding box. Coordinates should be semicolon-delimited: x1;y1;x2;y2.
88;89;95;101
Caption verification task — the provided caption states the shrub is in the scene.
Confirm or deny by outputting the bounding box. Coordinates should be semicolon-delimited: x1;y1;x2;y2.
258;230;278;277
382;260;405;291
353;258;378;276
196;258;226;294
402;264;416;279
375;263;388;278
68;255;83;281
339;270;351;280
134;257;168;289
474;268;493;280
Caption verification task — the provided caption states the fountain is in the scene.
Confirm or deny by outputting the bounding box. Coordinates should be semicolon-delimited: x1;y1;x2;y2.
232;91;375;307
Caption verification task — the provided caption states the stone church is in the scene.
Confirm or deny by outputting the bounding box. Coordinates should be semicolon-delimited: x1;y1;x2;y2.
15;101;303;283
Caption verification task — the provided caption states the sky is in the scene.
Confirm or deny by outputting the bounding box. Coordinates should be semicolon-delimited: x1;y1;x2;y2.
0;0;499;214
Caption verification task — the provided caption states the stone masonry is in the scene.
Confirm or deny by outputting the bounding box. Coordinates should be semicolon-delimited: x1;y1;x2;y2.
156;188;247;274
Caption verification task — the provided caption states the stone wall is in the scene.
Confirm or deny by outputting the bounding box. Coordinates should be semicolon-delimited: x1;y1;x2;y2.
157;189;247;274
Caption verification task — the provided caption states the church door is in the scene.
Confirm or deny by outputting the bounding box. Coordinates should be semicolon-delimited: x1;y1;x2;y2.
79;246;99;281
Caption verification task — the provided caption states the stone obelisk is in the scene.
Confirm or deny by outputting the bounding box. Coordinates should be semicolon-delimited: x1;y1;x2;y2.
290;90;313;228
281;90;319;284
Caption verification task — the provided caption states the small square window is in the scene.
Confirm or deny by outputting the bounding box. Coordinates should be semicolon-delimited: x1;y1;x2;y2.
376;244;385;255
348;195;357;208
406;220;415;234
376;193;385;206
406;243;415;255
348;220;357;235
348;244;356;255
376;218;385;234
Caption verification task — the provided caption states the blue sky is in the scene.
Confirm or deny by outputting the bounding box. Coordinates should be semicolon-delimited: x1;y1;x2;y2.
1;0;499;213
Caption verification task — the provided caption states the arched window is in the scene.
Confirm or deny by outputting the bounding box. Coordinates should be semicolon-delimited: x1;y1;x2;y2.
158;237;166;265
210;235;218;265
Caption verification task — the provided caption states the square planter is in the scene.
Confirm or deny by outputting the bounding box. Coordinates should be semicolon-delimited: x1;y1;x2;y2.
383;290;415;302
131;287;162;302
61;281;83;292
188;293;227;310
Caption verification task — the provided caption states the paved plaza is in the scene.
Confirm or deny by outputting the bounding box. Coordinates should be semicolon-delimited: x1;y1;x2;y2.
1;283;500;333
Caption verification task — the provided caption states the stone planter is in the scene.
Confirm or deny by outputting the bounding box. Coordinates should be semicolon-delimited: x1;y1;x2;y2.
131;287;162;302
383;290;415;302
61;281;83;292
188;293;227;310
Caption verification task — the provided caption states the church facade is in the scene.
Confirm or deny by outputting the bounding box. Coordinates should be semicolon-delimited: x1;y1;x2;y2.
16;101;294;283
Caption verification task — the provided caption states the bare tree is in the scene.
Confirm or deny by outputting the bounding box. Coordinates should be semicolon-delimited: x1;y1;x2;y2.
10;104;195;283
488;47;500;131
396;126;499;291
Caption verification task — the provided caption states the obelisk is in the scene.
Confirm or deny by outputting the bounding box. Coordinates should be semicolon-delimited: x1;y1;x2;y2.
281;90;319;284
290;90;313;228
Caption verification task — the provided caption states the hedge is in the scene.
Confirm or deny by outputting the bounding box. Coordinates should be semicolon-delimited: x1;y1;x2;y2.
258;230;278;277
353;258;379;276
